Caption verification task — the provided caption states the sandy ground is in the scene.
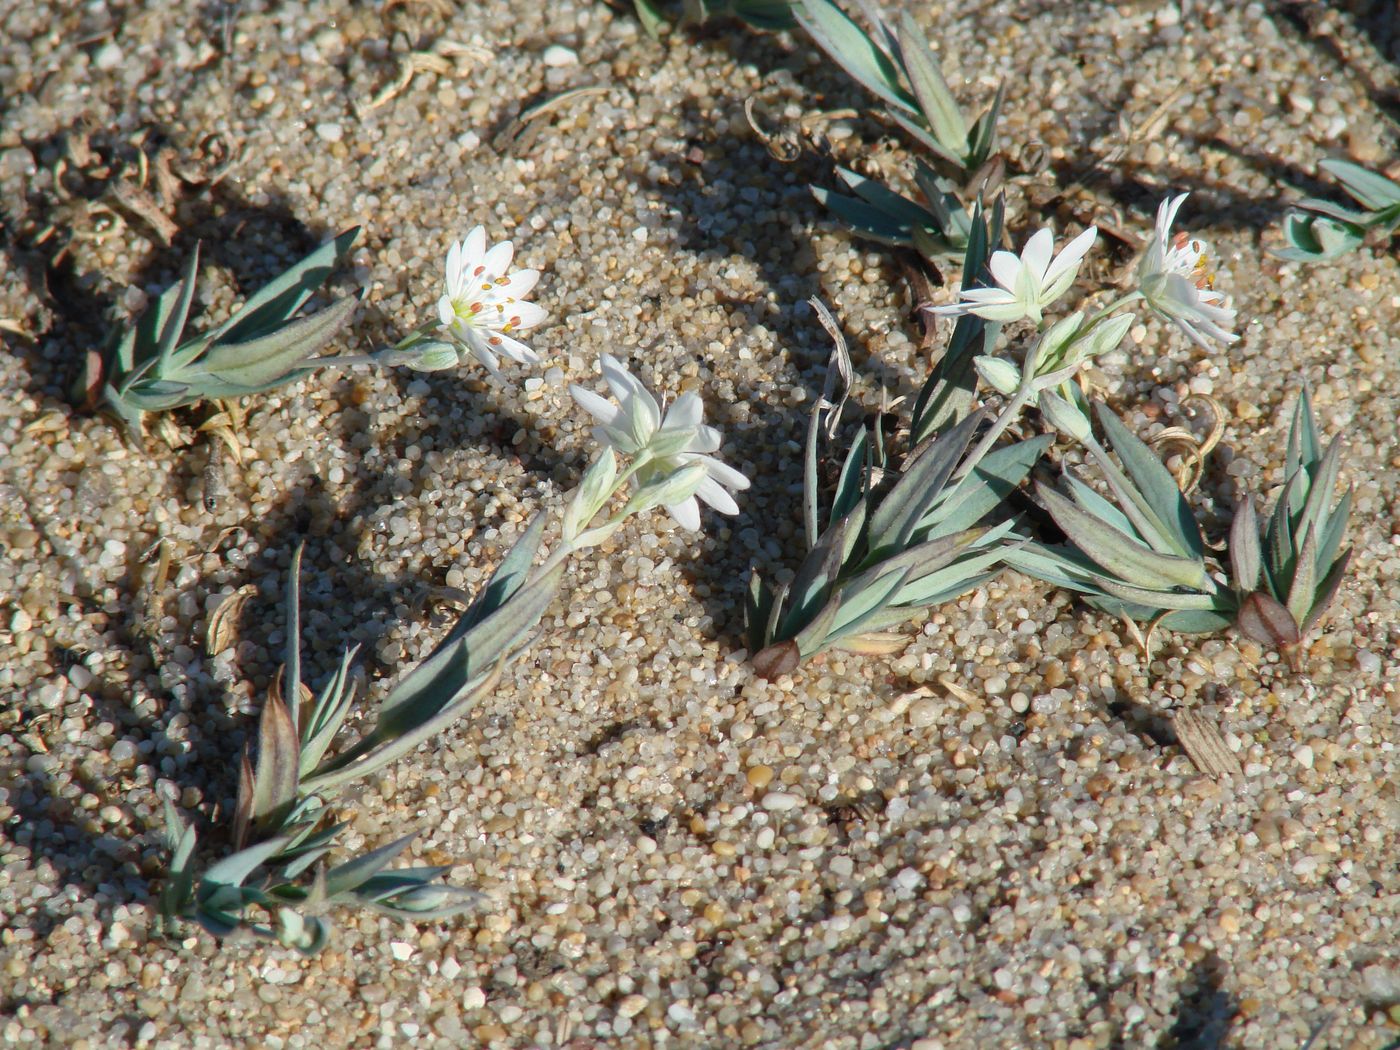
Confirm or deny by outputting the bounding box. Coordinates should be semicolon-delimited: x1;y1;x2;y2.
1;0;1397;1047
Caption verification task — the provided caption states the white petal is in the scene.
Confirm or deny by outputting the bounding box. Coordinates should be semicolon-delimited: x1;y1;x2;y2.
700;456;750;491
664;390;704;430
694;476;740;516
461;226;487;270
438;295;458;328
986;249;1025;291
570;384;620;424
506;301;548;331
445;241;465;297
666;496;702;532
498;268;540;299
1043;226;1097;289
1156;194;1188;241
490;331;540;364
463;329;501;377
479;240;515;281
601;354;647;403
1018;228;1055;282
685;422;722;455
958;286;1022;307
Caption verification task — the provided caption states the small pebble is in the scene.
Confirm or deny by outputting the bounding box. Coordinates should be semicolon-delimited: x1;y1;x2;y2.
543;45;578;67
761;791;802;812
746;764;774;789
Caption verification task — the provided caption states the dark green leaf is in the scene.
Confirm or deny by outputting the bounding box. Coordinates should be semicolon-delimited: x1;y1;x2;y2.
811;187;913;244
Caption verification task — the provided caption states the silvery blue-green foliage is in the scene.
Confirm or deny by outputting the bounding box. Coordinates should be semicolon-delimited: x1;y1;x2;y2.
1004;402;1236;635
1230;389;1352;655
795;0;1002;176
798;0;1002;260
159;520;565;952
811;160;975;260
1279;159;1400;261
88;229;362;439
745;205;1044;677
1006;391;1351;656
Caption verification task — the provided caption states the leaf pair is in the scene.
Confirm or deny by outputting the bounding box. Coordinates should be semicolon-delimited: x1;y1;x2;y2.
160;516;565;953
1278;159;1400;262
795;0;1002;175
1005;402;1234;634
87;229;362;439
812;161;974;263
746;341;1042;674
1230;389;1352;652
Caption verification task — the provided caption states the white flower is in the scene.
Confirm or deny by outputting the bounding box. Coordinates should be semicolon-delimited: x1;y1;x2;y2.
1137;194;1238;348
436;226;547;375
929;225;1098;324
569;355;750;531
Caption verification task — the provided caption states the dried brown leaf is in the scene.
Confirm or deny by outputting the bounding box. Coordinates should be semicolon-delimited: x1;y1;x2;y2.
1174;711;1242;779
205;584;257;656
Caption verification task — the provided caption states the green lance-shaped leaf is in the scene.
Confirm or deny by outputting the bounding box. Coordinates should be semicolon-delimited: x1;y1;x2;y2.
810;186;917;245
1229;498;1262;594
887;529;1011;609
829;426;871;528
966;81;1005;171
1321;158;1400;211
298;646;359;777
1314;486;1352;576
1284;387;1321;484
835;166;939;228
1094;403;1204;559
304;566;563;793
864;407;984;560
744;570;777;653
824;565;914;643
796;0;916;115
154;244;203;379
159;801;199;923
1285;518;1320;628
1301;547;1351;636
1295;435;1344;548
321;833;420;899
1036;481;1213;593
461;512;550;632
200;834;294;891
886;108;964;171
207;228;362;346
896;11;968;165
183;293;361;392
778;501;868;641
